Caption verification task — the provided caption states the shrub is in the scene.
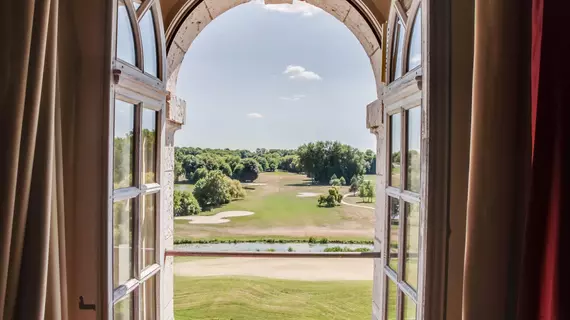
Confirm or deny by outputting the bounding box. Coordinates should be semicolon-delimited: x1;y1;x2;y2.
288;247;294;252
226;177;246;200
349;175;363;195
323;246;371;252
317;187;343;207
330;178;342;186
193;170;231;208
173;190;201;216
339;176;346;186
359;180;375;203
329;174;338;185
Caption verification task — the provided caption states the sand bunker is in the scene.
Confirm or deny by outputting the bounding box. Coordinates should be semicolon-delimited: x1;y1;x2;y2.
176;211;255;224
296;192;321;198
174;257;373;281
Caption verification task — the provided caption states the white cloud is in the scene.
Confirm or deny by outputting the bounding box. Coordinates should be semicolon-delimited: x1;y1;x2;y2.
260;0;322;16
283;65;322;80
247;112;264;118
279;94;306;101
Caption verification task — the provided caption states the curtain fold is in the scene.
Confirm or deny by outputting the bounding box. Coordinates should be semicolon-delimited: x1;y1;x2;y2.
517;0;569;318
0;0;68;318
463;0;531;319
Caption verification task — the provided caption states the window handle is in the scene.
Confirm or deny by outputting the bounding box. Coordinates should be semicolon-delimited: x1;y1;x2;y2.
79;296;96;311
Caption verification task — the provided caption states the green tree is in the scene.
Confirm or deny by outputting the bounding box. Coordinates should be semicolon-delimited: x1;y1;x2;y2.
236;158;260;182
174;161;185;183
349;175;363;195
298;141;366;184
173;190;201;216
339;176;346;186
193;170;232;208
317;187;343;207
192;167;208;183
359;180;375;203
329;174;338;185
220;162;233;178
226;177;246;200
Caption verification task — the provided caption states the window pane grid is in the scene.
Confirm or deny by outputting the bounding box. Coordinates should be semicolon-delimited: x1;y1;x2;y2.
385;105;422;317
112;99;161;316
113;1;163;316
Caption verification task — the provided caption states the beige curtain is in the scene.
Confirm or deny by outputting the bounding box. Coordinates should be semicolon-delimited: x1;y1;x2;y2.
463;0;531;319
0;0;69;318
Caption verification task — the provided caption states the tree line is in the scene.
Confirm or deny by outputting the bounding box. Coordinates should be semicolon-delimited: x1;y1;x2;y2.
175;142;376;184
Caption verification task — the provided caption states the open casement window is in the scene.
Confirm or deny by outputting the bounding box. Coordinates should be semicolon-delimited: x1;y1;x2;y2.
377;1;424;319
109;0;167;318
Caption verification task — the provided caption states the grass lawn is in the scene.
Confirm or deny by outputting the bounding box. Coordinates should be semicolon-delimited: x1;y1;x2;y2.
175;172;374;241
343;194;375;208
174;276;372;320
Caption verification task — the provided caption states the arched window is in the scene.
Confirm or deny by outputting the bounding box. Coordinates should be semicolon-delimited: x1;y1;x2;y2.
110;0;166;319
391;17;406;81
379;1;423;319
115;0;162;79
407;7;422;71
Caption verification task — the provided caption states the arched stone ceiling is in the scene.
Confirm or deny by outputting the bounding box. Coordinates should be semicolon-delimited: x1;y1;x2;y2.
160;0;391;97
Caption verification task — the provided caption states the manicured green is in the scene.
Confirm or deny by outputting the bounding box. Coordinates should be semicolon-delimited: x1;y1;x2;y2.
175;172;374;242
174;276;372;320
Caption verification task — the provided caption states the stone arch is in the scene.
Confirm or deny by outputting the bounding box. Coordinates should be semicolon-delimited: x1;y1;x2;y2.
163;0;387;98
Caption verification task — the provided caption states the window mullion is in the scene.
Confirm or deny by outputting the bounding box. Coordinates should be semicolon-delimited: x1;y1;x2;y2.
134;104;143;282
400;109;407;191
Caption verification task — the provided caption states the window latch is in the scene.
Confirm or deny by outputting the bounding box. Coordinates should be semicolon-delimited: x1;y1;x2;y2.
79;296;96;311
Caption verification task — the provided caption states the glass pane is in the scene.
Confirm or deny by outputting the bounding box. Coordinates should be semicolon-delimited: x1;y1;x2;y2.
392;18;405;80
388;197;400;272
113;199;133;287
390;113;401;188
114;100;135;189
117;0;137;65
140;9;159;77
114;294;134;320
403;294;417;320
140;276;157;319
404;202;420;290
142;108;157;183
141;194;156;268
407;7;422;70
406;107;421;193
386;278;398;320
133;0;141;10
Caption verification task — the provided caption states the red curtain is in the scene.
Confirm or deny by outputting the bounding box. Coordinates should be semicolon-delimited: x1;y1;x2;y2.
518;0;569;318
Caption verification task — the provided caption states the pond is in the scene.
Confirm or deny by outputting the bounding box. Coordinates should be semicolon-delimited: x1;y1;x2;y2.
174;242;374;252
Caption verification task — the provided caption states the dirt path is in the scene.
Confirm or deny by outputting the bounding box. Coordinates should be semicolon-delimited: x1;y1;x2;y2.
174;257;373;281
341;194;375;210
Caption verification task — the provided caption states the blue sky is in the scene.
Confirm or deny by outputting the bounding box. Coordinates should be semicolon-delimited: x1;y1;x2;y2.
175;0;378;151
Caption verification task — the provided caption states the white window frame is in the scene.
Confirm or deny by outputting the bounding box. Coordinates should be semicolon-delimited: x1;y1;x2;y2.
378;1;426;319
106;0;167;318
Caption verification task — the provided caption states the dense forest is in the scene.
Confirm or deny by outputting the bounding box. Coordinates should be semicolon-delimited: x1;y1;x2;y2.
174;141;376;184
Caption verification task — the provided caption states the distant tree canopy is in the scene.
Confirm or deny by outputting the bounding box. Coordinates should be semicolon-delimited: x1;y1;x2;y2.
174;142;375;185
298;141;372;184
